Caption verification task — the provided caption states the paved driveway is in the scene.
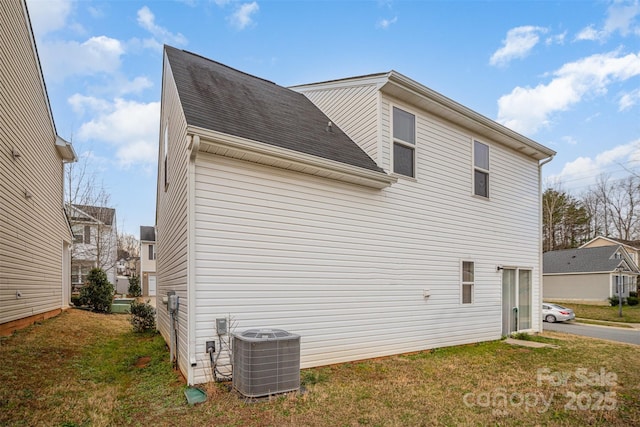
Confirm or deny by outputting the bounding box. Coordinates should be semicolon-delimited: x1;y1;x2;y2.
544;321;640;345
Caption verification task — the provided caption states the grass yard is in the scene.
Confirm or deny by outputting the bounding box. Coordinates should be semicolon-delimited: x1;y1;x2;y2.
551;303;640;323
1;309;639;426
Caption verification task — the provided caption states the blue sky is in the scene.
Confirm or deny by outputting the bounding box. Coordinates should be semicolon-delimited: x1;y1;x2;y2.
26;0;640;237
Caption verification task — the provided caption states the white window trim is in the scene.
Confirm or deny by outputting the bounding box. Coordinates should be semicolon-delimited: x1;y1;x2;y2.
461;260;475;305
390;104;417;180
472;139;490;199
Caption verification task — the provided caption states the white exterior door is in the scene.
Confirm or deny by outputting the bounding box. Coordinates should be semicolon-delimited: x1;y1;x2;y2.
148;275;157;296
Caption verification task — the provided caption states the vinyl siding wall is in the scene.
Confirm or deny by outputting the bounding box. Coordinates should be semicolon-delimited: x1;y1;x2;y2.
300;84;379;163
156;54;190;379
0;0;70;329
189;89;542;383
543;274;610;301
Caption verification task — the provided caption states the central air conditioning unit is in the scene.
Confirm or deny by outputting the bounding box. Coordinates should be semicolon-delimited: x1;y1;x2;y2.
232;328;301;398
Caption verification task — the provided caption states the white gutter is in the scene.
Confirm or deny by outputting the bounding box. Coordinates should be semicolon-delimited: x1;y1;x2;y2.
187;125;397;189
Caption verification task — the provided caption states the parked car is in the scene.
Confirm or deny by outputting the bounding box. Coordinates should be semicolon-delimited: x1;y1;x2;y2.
542;303;575;323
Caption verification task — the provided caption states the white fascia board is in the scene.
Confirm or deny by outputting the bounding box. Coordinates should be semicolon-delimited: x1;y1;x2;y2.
543;271;621;276
289;73;389;92
382;71;556;161
188;125;398;189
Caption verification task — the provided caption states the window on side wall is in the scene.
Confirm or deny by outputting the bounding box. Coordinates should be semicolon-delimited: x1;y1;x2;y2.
462;261;474;304
149;244;156;261
474;140;489;198
392;107;416;178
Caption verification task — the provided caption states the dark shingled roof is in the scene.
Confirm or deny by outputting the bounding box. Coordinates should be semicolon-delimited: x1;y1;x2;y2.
543;246;624;274
164;46;384;173
70;204;116;226
140;226;156;242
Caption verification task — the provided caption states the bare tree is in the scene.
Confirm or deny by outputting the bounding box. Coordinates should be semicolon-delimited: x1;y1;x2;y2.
65;146;117;287
118;232;140;259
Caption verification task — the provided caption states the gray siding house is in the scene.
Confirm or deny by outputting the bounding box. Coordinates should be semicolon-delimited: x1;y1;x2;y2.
156;46;555;384
543;246;639;304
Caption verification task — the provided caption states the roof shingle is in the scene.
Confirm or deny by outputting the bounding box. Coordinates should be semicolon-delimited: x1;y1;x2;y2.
165;46;384;174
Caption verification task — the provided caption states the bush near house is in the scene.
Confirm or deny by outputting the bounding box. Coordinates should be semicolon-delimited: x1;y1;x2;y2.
130;301;156;332
79;268;114;313
128;274;142;297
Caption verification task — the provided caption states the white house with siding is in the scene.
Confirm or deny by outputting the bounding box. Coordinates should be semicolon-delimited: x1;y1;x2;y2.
139;225;157;296
156;46;555;385
0;0;77;335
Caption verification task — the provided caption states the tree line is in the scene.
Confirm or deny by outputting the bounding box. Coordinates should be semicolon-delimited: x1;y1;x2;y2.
543;174;640;252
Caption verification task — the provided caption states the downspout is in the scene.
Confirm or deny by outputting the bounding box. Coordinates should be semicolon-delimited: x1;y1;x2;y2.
538;155;555;333
187;134;200;385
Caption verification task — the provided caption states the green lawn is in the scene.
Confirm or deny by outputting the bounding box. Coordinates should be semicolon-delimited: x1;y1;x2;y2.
1;309;638;426
551;303;640;323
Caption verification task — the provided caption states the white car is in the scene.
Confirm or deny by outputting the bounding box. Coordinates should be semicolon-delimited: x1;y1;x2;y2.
542;303;575;323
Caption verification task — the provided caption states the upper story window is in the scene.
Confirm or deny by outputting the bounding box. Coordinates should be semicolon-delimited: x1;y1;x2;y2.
474;140;489;198
72;225;91;244
149;244;156;261
392;107;416;178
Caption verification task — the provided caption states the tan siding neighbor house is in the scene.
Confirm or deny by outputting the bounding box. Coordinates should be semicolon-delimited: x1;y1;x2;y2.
156;46;555;385
0;0;77;335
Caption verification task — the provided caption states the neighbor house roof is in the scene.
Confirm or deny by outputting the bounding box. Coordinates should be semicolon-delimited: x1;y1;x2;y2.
543;246;636;275
140;226;156;242
581;235;640;250
69;204;116;226
164;46;385;174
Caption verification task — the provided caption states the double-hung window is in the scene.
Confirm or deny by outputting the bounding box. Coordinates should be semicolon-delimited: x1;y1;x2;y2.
462;261;474;304
392;107;416;178
149;244;156;261
474;140;489;197
163;123;169;190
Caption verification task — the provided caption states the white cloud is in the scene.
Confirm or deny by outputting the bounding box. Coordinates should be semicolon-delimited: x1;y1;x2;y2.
137;6;187;48
490;26;547;67
377;17;398;29
76;98;160;168
562;136;578;146
619;88;640;110
26;0;72;38
39;36;124;82
230;2;259;30
575;25;605;42
497;50;640;135
545;31;567;45
576;0;640;42
68;94;111;115
550;139;640;188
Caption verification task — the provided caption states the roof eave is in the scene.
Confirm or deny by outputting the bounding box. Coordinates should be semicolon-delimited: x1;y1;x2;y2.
55;135;77;162
382;71;556;161
188;125;397;189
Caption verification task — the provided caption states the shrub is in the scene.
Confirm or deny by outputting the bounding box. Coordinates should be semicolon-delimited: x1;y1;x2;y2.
130;301;156;332
609;296;628;307
128;274;142;297
627;296;639;306
79;268;114;313
630;291;638;298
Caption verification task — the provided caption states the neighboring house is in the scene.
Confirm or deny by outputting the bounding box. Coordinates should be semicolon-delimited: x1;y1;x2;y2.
140;226;156;296
581;236;640;270
67;204;118;289
0;0;77;335
543;246;639;304
156;46;555;384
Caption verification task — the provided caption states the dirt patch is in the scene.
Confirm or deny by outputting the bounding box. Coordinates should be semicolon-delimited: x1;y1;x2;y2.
134;356;151;368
